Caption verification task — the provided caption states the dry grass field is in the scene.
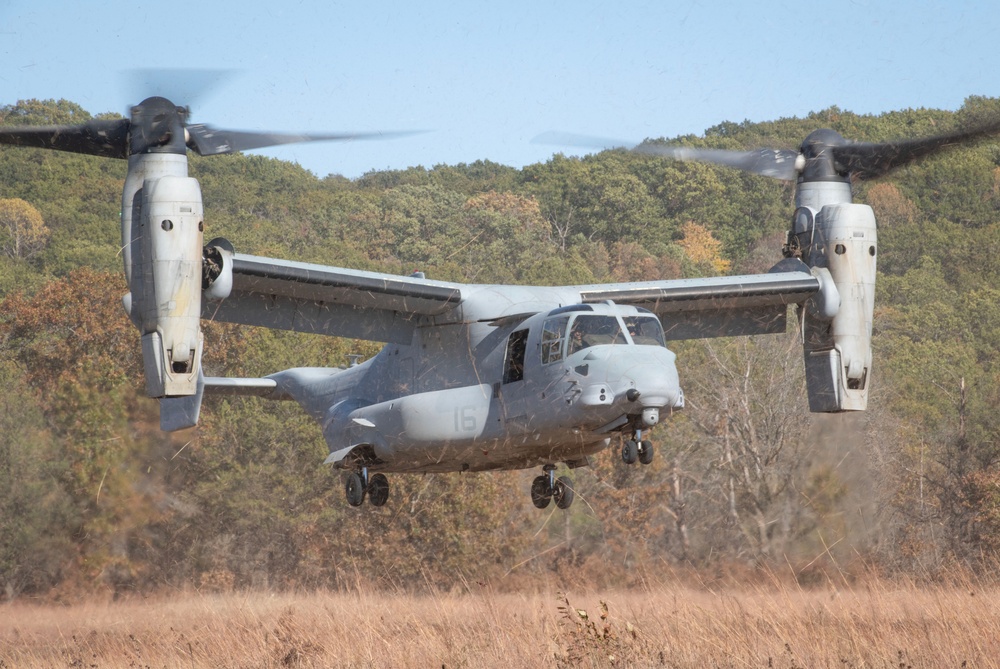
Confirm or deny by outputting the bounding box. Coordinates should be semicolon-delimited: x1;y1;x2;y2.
2;578;1000;668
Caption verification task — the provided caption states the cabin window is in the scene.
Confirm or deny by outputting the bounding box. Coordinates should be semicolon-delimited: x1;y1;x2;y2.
503;328;529;384
623;316;666;347
541;316;569;364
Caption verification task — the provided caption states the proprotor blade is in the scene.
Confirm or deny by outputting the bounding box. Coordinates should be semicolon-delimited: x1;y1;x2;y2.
632;144;802;181
185;125;421;156
832;115;1000;180
531;130;633;151
124;68;233;111
533;130;802;181
0;118;130;158
2;94;422;160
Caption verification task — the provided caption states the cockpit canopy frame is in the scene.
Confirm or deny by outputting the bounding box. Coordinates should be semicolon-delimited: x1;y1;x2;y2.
540;304;666;365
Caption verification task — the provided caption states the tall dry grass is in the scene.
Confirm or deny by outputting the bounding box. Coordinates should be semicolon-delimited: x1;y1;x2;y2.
2;577;999;668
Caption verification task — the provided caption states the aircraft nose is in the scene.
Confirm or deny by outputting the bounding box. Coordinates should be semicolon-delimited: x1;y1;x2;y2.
572;346;684;414
618;348;684;411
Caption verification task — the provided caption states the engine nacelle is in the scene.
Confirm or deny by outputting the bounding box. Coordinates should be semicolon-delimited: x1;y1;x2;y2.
798;202;877;412
127;175;205;397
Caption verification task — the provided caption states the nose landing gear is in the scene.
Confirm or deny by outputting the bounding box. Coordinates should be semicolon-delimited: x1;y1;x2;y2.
345;467;390;507
530;464;574;510
621;429;655;466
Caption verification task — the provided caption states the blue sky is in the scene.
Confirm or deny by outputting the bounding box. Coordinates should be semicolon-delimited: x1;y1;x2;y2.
2;0;998;179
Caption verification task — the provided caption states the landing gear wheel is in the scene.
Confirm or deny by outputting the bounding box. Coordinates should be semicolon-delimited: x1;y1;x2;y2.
622;439;638;465
554;476;574;510
638;439;654;465
531;475;552;509
368;473;390;507
345;472;365;507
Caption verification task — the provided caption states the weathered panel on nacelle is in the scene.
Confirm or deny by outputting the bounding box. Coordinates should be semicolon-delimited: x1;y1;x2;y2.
802;202;877;412
138;175;205;397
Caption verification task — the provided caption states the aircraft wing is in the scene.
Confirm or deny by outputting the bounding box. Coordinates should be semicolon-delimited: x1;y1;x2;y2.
203;254;464;344
575;261;821;340
203;253;820;343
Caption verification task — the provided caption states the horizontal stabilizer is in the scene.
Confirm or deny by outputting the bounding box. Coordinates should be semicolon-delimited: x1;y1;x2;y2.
159;375;284;431
203;377;279;397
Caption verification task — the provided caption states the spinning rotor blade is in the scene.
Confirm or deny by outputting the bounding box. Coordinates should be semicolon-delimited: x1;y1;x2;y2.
531;130;633;151
632;144;802;180
0;95;420;159
534;130;802;181
538;111;1000;183
831;116;1000;180
185;125;421;156
124;69;234;111
0;119;131;159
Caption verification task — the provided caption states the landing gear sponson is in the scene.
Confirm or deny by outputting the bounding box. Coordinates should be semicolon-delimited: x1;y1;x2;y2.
531;464;574;510
345;467;390;507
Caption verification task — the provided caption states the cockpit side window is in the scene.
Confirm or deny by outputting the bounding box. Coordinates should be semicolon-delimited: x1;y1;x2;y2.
623;316;666;347
541;316;569;364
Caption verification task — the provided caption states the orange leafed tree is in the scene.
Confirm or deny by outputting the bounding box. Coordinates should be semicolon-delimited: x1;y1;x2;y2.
678;221;731;274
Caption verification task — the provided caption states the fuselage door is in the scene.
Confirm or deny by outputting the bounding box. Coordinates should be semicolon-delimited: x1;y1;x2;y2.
501;327;532;431
503;328;529;384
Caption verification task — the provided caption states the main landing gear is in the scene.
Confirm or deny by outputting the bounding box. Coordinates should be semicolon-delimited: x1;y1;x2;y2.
621;429;655;466
345;467;390;507
531;464;574;510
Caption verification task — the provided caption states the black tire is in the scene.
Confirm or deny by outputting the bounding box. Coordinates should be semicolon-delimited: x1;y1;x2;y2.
345;472;365;507
368;473;390;507
554;476;574;510
622;439;638;465
531;475;552;509
638;439;655;465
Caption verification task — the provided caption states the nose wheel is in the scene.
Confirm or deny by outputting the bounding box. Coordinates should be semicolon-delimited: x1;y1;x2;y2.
638;440;654;465
345;468;390;507
530;465;574;510
622;430;655;466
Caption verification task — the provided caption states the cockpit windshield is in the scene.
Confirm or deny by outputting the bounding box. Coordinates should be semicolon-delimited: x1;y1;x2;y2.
622;315;667;347
568;315;627;354
541;312;667;364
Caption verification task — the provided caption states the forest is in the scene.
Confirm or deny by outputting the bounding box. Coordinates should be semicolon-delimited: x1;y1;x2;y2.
3;96;1000;601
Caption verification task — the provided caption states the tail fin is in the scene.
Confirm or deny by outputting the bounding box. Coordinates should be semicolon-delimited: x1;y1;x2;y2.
159;369;205;431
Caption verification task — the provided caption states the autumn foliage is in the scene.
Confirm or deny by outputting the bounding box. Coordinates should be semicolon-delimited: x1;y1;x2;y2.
5;98;1000;599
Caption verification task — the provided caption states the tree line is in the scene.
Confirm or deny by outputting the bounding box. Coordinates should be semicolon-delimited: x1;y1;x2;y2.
2;97;1000;599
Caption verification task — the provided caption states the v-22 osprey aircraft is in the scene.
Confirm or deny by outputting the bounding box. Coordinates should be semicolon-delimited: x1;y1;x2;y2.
3;96;999;510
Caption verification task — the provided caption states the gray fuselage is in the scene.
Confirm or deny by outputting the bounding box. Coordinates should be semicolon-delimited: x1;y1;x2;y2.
267;288;684;473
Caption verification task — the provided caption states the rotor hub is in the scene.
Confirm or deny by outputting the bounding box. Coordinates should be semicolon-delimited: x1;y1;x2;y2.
129;96;189;156
798;129;850;184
